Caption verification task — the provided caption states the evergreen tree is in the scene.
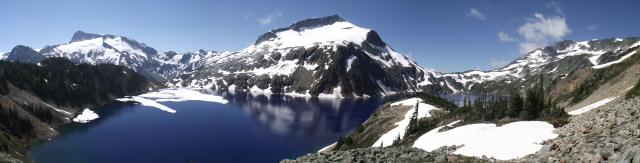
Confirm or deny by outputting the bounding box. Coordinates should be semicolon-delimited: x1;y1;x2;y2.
508;92;523;118
521;74;545;120
405;99;420;137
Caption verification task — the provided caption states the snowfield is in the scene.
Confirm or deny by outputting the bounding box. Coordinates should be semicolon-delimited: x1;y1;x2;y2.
117;89;229;113
412;121;557;160
592;51;637;69
72;108;100;123
372;98;441;147
267;21;370;48
568;96;617;115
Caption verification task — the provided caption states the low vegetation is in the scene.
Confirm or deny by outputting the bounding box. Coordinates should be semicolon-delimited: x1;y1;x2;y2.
334;74;571;150
397;74;569;147
569;47;640;103
625;77;640;99
0;58;156;108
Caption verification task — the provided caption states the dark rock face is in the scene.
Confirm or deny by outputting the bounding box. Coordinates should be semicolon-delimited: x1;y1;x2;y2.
5;45;44;64
173;15;439;97
70;30;103;42
365;30;387;47
177;41;431;97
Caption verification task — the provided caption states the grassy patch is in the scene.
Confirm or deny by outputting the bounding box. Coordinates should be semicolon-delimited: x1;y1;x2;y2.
626;78;640;99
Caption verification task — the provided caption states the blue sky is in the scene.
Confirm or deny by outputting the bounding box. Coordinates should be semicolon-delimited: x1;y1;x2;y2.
1;0;639;72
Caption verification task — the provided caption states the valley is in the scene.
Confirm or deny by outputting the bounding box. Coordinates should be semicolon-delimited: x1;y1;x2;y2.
0;12;639;162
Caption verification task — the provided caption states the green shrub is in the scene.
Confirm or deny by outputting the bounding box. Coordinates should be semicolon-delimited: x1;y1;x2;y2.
625;78;640;99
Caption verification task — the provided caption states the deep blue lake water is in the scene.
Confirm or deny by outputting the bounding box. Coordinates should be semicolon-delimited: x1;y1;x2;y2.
27;91;387;163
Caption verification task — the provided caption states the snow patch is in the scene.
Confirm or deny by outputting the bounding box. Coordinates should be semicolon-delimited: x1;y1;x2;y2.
346;55;356;71
592;51;637;69
317;142;336;153
72;108;99;123
413;121;557;160
568;96;617;115
372;98;441;147
117;88;229;113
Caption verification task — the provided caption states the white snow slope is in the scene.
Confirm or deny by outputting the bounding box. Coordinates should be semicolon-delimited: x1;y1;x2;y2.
568;96;618;115
371;98;441;147
413;121;557;160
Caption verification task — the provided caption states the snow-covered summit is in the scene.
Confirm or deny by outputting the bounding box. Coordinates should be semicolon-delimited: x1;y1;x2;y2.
39;31;157;67
253;15;386;48
3;31;220;81
171;15;438;98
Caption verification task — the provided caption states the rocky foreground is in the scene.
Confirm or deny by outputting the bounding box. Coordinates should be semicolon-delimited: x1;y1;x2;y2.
281;146;493;163
522;97;640;162
0;152;21;163
285;97;640;162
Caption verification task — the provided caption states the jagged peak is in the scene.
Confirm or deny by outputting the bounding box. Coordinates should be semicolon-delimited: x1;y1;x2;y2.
65;31;157;55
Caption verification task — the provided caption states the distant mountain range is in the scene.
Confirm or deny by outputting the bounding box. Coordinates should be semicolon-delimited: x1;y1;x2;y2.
2;15;639;101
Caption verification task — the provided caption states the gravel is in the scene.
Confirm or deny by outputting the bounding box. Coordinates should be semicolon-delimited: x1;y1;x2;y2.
0;152;22;163
281;146;495;163
522;97;640;162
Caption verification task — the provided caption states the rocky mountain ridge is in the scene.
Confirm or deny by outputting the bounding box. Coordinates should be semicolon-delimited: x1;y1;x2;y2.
3;15;639;101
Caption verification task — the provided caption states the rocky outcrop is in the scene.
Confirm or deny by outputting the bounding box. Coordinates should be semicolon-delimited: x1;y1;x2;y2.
281;146;492;163
0;152;22;163
4;45;44;64
523;97;640;162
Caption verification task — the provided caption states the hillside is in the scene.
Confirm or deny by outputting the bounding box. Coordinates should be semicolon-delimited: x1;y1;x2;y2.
0;58;158;161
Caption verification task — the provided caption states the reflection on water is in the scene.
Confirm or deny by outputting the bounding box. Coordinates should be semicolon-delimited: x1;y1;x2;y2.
28;90;388;163
218;91;383;137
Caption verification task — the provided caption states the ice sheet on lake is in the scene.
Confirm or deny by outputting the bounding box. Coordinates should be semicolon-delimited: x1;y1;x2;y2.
117;89;229;113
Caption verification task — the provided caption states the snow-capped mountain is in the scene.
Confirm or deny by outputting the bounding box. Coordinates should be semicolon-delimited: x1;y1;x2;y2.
2;15;638;99
1;31;221;81
170;15;441;98
440;37;640;94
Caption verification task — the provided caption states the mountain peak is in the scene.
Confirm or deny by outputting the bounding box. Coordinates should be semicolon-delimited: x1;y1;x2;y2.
71;30;104;43
254;15;351;44
287;15;346;31
6;45;44;63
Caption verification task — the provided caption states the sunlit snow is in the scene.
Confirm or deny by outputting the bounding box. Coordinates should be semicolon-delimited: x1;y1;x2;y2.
413;121;557;160
371;98;441;147
568;96;617;115
592;51;637;69
72;108;99;123
117;89;229;113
